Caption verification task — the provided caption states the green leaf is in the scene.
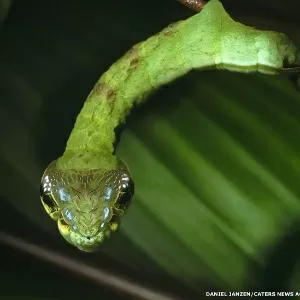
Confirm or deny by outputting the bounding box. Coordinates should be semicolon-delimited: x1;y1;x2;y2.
116;71;300;290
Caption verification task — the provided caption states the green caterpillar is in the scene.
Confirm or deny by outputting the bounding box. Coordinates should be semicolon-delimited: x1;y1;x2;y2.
40;0;300;252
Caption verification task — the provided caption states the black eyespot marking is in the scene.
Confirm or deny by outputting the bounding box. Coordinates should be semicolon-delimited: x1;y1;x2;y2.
110;214;119;223
40;184;58;214
59;218;69;227
117;175;134;208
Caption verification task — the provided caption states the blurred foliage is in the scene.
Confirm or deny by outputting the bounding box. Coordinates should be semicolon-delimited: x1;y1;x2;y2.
0;0;300;298
0;0;11;29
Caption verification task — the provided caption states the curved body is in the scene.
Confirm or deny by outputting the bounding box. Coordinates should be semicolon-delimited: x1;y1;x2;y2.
40;0;299;251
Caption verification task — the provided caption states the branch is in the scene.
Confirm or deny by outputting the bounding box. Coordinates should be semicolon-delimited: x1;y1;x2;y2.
176;0;207;12
0;232;189;300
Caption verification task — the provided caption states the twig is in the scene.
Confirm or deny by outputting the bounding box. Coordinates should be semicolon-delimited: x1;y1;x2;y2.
0;232;190;300
176;0;207;12
282;67;300;73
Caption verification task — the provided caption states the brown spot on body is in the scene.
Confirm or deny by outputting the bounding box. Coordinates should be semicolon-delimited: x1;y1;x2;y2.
129;57;139;69
89;82;112;98
87;82;108;100
106;88;116;101
94;82;106;94
163;22;179;37
88;82;117;112
105;87;117;113
125;46;141;70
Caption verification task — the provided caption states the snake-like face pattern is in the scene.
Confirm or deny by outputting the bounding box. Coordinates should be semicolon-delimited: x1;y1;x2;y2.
40;161;134;252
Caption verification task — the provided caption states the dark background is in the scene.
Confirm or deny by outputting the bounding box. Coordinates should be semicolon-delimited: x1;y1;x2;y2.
0;0;300;299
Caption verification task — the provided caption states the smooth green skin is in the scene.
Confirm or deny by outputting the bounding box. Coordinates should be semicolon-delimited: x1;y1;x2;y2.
40;0;300;252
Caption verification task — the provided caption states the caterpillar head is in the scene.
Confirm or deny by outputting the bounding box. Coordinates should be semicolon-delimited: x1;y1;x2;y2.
40;160;134;252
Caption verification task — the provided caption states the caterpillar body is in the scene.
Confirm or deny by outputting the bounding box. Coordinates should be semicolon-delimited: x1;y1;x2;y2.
39;0;300;252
